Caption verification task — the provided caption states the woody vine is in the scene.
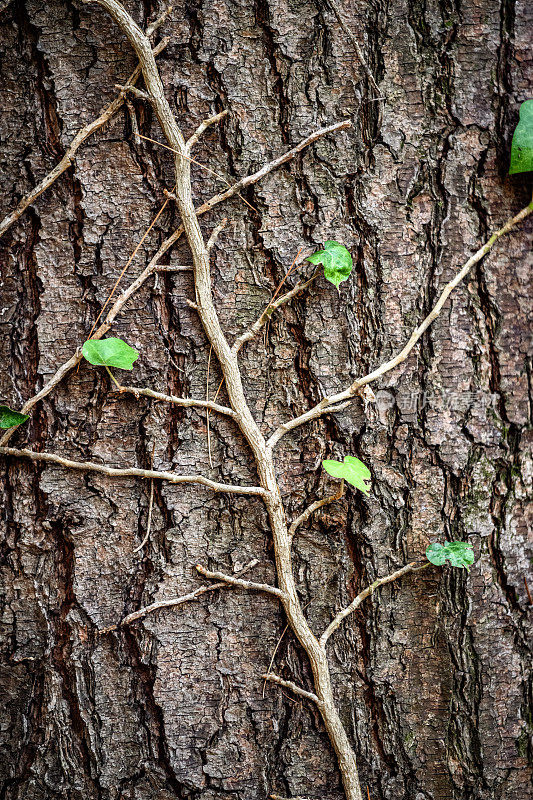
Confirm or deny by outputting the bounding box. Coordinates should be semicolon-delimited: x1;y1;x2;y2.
1;3;532;800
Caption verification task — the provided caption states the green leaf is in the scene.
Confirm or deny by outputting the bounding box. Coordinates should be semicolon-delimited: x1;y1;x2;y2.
307;240;353;289
322;455;371;495
425;543;447;566
0;405;29;429
509;99;533;175
82;337;139;370
426;540;475;570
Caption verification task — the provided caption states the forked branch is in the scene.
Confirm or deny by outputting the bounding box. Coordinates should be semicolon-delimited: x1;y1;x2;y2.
187;109;229;151
100;558;259;633
267;196;533;449
0;30;169;240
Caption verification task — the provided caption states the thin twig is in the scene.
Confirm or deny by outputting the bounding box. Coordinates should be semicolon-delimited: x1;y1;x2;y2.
232;271;319;354
261;673;320;705
87;195;170;340
99;558;259;633
125;98;141;144
262;622;290;698
196;564;286;599
207;217;228;251
144;3;174;36
116;83;151;102
138;133;256;213
0;446;267;496
320;562;430;646
111;382;237;417
267;197;533;450
0;37;169;240
262;597;313;698
187;109;229;151
289;480;344;538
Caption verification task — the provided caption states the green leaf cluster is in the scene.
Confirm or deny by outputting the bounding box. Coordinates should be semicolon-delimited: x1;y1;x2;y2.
426;541;475;570
322;455;371;495
307;240;353;289
0;405;29;429
509;99;533;175
82;337;139;370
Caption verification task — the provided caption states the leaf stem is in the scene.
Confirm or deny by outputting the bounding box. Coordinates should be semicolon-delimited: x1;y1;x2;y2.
105;366;122;389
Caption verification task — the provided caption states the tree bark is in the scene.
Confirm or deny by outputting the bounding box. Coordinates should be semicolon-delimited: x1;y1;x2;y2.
0;1;531;799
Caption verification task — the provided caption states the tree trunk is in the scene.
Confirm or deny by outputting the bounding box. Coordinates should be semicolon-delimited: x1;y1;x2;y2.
0;1;531;799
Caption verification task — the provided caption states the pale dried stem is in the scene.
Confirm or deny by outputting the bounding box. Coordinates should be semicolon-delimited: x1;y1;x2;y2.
0;446;266;496
187;109;229;151
116;83;151;102
113;384;237;418
196;564;286;599
289;480;344;538
232;271;320;354
207;217;228;251
267;198;533;450
320;562;430;646
164;119;352;214
261;673;319;705
99;558;258;633
133;477;154;553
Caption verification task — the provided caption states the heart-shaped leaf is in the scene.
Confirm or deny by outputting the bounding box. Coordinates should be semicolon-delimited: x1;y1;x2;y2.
82;337;139;370
426;541;475;570
509;99;533;175
307;240;353;289
0;405;29;429
322;455;371;495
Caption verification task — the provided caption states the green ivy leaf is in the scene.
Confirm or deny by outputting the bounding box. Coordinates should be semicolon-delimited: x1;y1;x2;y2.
426;541;475;570
82;337;139;370
0;405;29;429
307;240;353;289
322;455;371;495
509;99;533;175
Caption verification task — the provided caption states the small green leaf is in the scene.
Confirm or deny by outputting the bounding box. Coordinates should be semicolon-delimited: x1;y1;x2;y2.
509;99;533;175
426;540;475;570
322;455;371;495
426;543;447;566
307;240;353;289
0;405;29;429
82;337;139;370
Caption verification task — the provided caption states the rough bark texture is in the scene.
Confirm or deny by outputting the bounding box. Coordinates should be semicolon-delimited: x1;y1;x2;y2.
0;1;531;799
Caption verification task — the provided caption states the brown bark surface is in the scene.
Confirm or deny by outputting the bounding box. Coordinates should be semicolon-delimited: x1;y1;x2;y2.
0;1;531;799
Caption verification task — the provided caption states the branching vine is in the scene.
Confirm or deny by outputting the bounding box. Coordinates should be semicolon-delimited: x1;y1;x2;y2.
1;3;532;800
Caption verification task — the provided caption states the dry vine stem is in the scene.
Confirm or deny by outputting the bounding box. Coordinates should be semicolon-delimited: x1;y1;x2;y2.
1;2;532;799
